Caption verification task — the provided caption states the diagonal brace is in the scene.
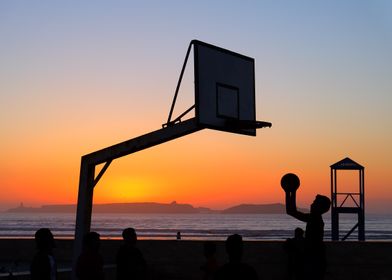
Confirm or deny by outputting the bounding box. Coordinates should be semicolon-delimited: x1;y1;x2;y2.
93;160;112;188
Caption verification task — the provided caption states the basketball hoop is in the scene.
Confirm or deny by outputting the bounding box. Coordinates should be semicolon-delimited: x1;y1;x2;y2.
226;119;272;129
165;40;271;136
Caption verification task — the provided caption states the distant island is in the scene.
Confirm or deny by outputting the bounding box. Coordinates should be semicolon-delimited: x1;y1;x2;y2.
7;201;304;214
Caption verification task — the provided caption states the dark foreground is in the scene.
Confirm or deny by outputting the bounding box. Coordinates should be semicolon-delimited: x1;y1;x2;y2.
1;239;391;279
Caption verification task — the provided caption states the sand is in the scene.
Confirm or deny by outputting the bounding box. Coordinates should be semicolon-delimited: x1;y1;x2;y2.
0;239;391;279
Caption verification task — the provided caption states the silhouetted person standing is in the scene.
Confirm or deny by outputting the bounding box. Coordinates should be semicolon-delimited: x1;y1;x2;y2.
201;241;219;280
76;232;104;280
283;227;305;280
214;234;258;280
116;228;146;280
284;181;330;280
30;228;57;280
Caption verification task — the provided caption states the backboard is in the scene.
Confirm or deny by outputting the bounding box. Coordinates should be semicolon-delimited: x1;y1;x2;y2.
193;40;256;136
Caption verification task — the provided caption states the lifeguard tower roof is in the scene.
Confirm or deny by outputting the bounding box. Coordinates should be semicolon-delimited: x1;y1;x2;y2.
330;157;364;170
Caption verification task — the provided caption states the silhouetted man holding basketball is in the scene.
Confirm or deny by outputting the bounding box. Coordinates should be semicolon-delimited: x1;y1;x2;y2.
281;173;331;280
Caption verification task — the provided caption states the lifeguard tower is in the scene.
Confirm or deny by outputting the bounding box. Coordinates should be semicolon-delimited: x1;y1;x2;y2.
330;157;365;241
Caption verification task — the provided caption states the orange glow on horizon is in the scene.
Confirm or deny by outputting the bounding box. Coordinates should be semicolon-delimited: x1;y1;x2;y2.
2;120;391;214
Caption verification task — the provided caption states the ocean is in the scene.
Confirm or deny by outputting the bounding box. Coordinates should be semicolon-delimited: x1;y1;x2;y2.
0;212;391;241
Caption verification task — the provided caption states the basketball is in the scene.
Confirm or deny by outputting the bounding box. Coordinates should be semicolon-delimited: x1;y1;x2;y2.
280;173;300;192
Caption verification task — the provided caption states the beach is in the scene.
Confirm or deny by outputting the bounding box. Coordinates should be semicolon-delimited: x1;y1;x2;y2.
1;239;391;279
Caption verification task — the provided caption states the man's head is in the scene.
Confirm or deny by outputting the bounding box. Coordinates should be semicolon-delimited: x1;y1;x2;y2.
122;227;137;244
311;195;331;214
226;234;243;262
35;228;55;251
83;231;101;252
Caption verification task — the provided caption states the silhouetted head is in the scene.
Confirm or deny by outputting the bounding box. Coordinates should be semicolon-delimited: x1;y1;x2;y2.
122;228;137;244
83;232;101;252
203;241;216;258
294;227;304;239
226;234;243;262
35;228;55;251
310;195;331;215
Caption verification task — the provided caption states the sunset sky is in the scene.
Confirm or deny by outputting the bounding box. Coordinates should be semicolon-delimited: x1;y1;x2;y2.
1;1;391;213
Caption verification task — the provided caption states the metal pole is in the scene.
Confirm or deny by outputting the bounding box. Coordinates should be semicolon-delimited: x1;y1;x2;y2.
359;169;365;241
331;168;339;241
72;159;95;279
167;42;193;125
